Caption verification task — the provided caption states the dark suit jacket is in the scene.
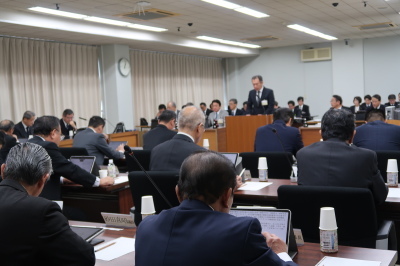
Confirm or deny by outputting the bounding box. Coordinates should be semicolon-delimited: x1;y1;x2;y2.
59;119;76;140
254;120;304;155
13;121;32;139
385;101;399;107
366;104;386;112
143;124;177;150
297;138;388;204
294;105;310;118
350;105;362;114
247;87;275;115
29;136;96;200
360;103;371;110
135;199;296;266
0;179;95;265
353;120;400;151
150;134;205;171
228;108;244;116
0;134;17;164
73;128;124;165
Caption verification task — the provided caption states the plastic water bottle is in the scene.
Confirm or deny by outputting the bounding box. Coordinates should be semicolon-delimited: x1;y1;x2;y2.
107;159;117;178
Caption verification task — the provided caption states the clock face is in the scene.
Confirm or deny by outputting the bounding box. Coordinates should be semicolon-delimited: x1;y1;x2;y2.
118;58;131;77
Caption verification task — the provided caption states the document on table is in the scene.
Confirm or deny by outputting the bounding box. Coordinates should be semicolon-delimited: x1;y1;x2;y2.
387;188;400;198
114;175;129;185
237;182;273;191
315;256;380;266
95;237;135;261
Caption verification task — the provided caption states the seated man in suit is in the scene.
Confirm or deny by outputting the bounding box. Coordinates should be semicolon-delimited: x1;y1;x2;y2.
294;96;310;118
297;109;388;204
73;116;124;166
287;100;296;114
167;101;180;120
228;98;244;116
367;94;386;112
200;102;212;117
59;109;77;139
143;110;177;150
137;151;295;266
255;108;303;155
0;143;95;265
241;101;248;113
13;110;36;139
353;109;400;151
0;119;17;164
207;99;229;128
385;94;399;107
155;104;166;119
150;106;205;171
29;116;114;200
330;95;351;111
246;75;275;115
360;94;372;110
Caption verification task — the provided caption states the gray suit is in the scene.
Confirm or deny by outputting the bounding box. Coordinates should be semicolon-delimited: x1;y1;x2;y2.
207;110;229;128
73;128;124;165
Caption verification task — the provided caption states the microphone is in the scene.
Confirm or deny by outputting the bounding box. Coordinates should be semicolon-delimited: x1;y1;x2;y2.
124;145;172;208
79;117;87;121
271;128;295;178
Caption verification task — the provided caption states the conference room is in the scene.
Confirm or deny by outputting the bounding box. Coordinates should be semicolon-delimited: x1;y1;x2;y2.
1;0;400;265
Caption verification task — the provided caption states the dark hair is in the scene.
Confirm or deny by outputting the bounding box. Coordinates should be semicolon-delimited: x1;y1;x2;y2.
252;75;263;82
158;104;166;111
62;109;74;116
353;96;362;104
186;102;194;106
297;96;304;102
365;109;385;122
388;94;396;100
211;99;221;106
88;116;105;128
321;109;355;141
200;102;206;107
0;120;15;132
178;151;236;205
229;98;238;104
158;110;176;123
332;95;342;105
182;105;187;109
274;101;279;106
364;94;372;100
243;101;248;106
23;111;35;120
372;94;381;102
273;108;294;123
288;100;295;106
33;116;60;136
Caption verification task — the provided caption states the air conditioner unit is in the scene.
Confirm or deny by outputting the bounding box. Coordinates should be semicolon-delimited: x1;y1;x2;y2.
301;47;332;62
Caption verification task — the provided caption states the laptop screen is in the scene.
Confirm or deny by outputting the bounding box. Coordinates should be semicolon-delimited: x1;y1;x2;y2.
221;153;238;166
70;156;96;173
108;141;127;150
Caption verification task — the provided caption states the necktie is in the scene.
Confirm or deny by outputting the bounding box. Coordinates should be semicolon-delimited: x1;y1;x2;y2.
26;126;29;133
215;112;218;120
232;110;235;116
257;91;261;105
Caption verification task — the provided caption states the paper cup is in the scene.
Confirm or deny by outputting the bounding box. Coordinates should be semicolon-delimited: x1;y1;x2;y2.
99;169;108;178
141;195;156;215
203;139;209;148
69;130;73;137
387;159;398;172
258;157;268;169
319;207;338;230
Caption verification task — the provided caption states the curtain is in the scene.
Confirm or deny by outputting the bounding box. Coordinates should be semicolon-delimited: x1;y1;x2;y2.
130;50;223;123
0;37;101;128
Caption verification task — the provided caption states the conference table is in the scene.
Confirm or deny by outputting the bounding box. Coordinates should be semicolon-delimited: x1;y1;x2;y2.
69;220;397;265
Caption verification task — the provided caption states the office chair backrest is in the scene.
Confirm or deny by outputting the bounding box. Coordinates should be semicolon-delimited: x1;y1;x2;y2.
239;152;293;179
128;171;180;226
125;150;152;172
59;147;89;159
375;150;400;183
278;185;378;248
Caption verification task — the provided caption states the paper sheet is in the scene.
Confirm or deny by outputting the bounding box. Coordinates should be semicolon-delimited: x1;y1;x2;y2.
237;182;273;191
114;176;129;185
95;237;135;261
315;256;380;266
387;188;400;198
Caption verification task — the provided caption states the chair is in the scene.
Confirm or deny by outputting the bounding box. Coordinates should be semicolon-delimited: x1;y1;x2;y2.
375;150;400;183
59;147;89;159
239;152;293;179
278;185;396;250
128;171;180;226
125;150;152;172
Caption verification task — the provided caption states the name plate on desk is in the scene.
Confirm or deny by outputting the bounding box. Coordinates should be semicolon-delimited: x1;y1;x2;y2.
101;212;135;228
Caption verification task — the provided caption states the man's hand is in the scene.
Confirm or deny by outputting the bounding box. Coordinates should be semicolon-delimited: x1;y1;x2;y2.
102;133;109;140
99;177;115;187
116;144;125;152
69;121;77;130
263;232;288;254
236;175;243;189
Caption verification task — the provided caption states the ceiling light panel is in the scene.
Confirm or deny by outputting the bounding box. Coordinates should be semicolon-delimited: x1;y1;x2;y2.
201;0;241;9
287;24;337;41
201;0;269;18
28;7;87;19
197;36;260;48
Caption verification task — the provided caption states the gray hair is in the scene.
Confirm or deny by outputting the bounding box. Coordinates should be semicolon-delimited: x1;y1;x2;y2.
3;143;53;186
229;98;238;104
167;101;177;108
0;119;15;132
23;111;36;120
178;106;205;131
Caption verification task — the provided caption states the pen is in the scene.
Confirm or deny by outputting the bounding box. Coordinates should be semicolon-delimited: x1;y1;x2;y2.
95;242;116;252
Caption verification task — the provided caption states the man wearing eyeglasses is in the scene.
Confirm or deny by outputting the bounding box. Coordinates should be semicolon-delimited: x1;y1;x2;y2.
28;116;114;200
150;106;206;171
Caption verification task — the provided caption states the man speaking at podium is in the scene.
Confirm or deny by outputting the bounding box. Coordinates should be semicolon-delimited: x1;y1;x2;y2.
246;75;275;115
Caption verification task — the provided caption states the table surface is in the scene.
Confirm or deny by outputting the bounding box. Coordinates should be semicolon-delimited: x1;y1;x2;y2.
69;221;397;266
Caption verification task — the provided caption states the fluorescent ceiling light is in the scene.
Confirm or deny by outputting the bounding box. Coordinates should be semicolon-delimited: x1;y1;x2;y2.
201;0;241;9
127;24;167;32
197;36;260;48
28;7;88;19
234;7;269;18
287;24;337;40
84;16;129;26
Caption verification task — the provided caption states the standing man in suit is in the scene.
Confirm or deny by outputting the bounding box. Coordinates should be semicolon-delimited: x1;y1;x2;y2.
143;110;177;150
246;75;275;115
0;120;17;164
137;151;296;266
255;108;303;156
207;99;229;128
73;116;124;166
0;143;95;265
353;109;400;151
294;97;310;118
228;98;244;116
360;95;372;110
385;94;399;107
150;106;206;171
367;94;386;112
13;110;35;139
29;116;114;200
297;109;387;204
59;109;77;139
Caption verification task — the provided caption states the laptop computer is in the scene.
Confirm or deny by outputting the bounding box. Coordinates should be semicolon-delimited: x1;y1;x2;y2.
70;156;96;174
229;208;298;259
221;152;239;166
108;141;127;150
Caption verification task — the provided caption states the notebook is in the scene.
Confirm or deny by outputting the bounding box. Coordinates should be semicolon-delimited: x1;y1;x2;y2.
70;226;104;242
70;156;96;173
